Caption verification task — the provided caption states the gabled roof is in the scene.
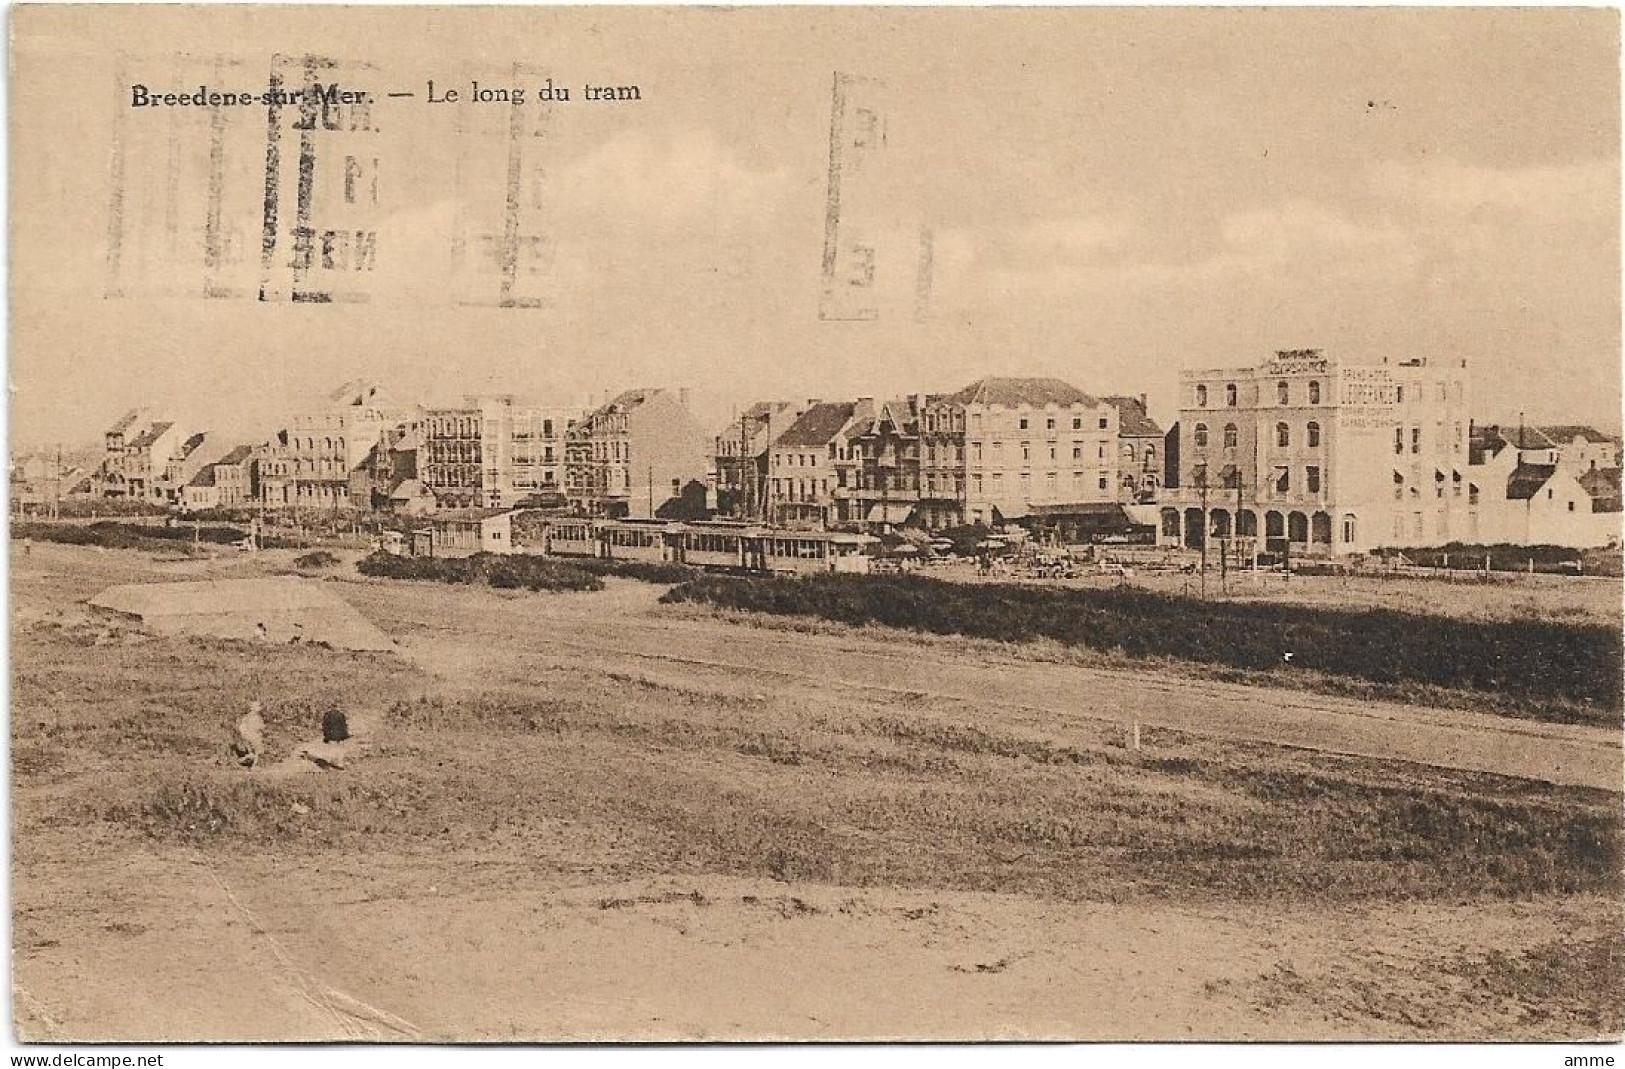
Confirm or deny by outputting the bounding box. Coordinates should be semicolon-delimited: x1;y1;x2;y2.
714;401;798;444
1478;425;1558;453
1579;467;1623;512
845;397;925;438
589;388;662;420
1506;463;1558;501
388;477;429;500
943;377;1097;409
127;422;175;449
775;401;858;449
186;466;217;488
1537;425;1619;446
1103;396;1163;438
215;445;255;467
106;409;143;436
175;432;208;460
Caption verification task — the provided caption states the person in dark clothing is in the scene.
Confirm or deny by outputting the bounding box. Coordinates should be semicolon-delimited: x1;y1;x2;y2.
322;708;350;744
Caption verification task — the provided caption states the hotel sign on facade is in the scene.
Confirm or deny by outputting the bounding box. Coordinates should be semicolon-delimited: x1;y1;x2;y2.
1338;365;1403;432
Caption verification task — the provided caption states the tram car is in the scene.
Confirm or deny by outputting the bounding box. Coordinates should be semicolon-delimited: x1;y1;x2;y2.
543;519;599;558
525;515;877;575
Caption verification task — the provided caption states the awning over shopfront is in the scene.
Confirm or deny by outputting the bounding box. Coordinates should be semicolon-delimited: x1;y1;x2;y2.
865;503;916;524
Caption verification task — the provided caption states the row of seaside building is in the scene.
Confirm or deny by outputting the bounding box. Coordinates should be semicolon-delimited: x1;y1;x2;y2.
79;351;1622;555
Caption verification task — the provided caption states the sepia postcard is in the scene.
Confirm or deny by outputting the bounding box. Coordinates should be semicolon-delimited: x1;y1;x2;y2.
7;3;1623;1045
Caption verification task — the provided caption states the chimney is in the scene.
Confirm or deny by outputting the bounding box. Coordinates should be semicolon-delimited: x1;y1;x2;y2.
1139;394;1147;410
806;398;822;408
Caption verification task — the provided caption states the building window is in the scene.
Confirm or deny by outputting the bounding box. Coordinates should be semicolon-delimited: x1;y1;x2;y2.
1225;383;1237;407
1099;416;1109;430
1306;466;1321;493
1072;445;1082;460
1394;427;1404;455
1396;386;1405;404
1192;464;1207;487
1411;428;1421;454
1277;381;1289;405
1098;475;1108;491
1276;422;1290;448
1223;423;1238;449
1342;514;1356;543
1019;417;1029;430
1275;467;1290;493
1196;385;1208;407
1072;417;1082;430
1307;422;1320;448
1568;500;1576;512
1308;381;1321;405
1022;442;1031;461
1469;483;1480;506
1194;423;1209;448
1046;417;1055;431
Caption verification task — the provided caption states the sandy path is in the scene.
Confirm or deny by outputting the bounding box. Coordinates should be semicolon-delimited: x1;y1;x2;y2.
15;846;1612;1041
341;578;1622;791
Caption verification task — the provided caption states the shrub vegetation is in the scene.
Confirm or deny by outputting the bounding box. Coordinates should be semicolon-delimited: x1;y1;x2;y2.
662;573;1623;718
356;550;604;592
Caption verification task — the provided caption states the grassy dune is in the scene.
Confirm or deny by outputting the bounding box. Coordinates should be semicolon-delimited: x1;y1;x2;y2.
15;613;1619;906
662;574;1623;726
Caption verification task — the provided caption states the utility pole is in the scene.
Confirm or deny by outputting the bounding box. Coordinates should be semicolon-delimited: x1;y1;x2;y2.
1198;475;1209;599
1236;475;1245;571
647;462;654;519
740;412;751;519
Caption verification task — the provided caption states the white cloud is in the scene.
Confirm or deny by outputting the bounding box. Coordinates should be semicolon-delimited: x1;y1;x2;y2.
546;128;789;226
1366;158;1617;223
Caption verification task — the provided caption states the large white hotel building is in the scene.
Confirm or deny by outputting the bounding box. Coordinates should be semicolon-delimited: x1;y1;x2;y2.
1161;350;1474;555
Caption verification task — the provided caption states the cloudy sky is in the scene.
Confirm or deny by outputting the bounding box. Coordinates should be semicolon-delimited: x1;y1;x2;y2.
10;6;1619;449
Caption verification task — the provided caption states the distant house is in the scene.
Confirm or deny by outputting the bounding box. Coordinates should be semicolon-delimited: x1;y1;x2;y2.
564;388;711;520
181;465;220;512
1538;425;1622;475
768;400;860;529
386;477;438;516
1103;395;1165;505
179;445;257;512
1485;462;1621;547
714;400;804;519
